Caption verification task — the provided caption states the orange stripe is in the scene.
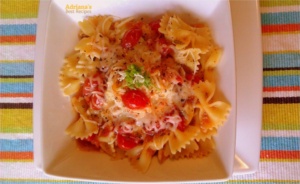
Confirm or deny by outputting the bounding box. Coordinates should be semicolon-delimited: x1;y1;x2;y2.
264;86;300;92
0;93;33;98
260;150;300;159
0;152;33;160
262;24;300;33
0;35;36;43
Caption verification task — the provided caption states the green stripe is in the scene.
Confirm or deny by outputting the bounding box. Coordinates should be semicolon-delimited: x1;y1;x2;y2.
0;109;32;133
263;104;300;130
260;0;300;7
0;78;33;83
263;70;300;76
0;0;39;19
261;12;300;25
228;180;300;183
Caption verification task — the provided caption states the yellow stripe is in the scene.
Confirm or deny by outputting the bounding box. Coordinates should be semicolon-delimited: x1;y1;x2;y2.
0;159;33;162
0;109;32;133
263;50;300;55
0;78;33;83
260;158;300;162
264;70;300;76
263;104;300;130
260;0;300;7
0;0;39;19
0;42;36;46
263;31;300;36
0;60;34;63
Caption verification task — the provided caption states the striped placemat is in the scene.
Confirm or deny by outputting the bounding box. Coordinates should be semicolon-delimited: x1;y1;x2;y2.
0;0;299;183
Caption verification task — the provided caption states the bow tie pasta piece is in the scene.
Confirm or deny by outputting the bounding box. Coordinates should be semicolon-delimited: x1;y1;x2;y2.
65;97;99;139
126;145;154;172
196;128;217;142
168;125;200;154
193;139;215;158
148;133;170;150
79;15;114;37
159;14;212;52
59;52;84;96
130;147;156;173
193;81;231;129
65;116;99;140
202;48;223;70
75;35;110;59
169;139;199;159
174;48;201;73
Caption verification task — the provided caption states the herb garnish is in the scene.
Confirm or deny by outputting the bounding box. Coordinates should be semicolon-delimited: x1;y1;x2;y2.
125;64;151;89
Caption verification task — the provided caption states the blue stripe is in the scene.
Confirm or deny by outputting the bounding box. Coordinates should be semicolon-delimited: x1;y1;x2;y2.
0;83;33;93
261;137;300;151
263;76;300;87
0;63;34;76
0;24;36;36
0;139;33;152
261;12;300;25
263;53;300;69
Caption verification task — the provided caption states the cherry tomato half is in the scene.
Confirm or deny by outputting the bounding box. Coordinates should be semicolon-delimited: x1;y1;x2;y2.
121;28;143;49
121;89;150;109
117;134;139;150
149;20;161;33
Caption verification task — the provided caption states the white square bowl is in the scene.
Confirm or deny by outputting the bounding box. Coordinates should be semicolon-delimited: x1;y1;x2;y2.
34;0;236;182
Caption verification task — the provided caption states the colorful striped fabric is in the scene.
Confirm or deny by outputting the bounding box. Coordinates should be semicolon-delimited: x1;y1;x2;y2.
0;0;299;183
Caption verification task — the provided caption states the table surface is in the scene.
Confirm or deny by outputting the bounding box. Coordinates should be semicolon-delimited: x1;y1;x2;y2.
0;0;299;183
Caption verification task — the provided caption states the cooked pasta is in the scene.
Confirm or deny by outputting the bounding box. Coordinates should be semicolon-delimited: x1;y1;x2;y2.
60;13;231;172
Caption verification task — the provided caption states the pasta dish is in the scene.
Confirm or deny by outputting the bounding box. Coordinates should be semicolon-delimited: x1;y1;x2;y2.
59;14;231;172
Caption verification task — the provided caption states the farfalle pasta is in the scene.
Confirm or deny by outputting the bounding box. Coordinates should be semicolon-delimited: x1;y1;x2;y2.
60;13;231;172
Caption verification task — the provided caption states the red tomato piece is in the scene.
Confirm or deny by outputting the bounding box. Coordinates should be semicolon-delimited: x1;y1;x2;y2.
90;93;104;110
185;73;194;81
175;75;183;84
158;37;168;45
177;120;187;132
157;38;173;57
121;28;143;49
82;79;98;101
100;126;111;137
117;134;139;150
82;73;103;99
161;46;173;57
86;134;100;146
129;21;143;29
121;89;150;109
185;72;202;84
193;75;201;84
82;73;105;110
149;20;161;32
